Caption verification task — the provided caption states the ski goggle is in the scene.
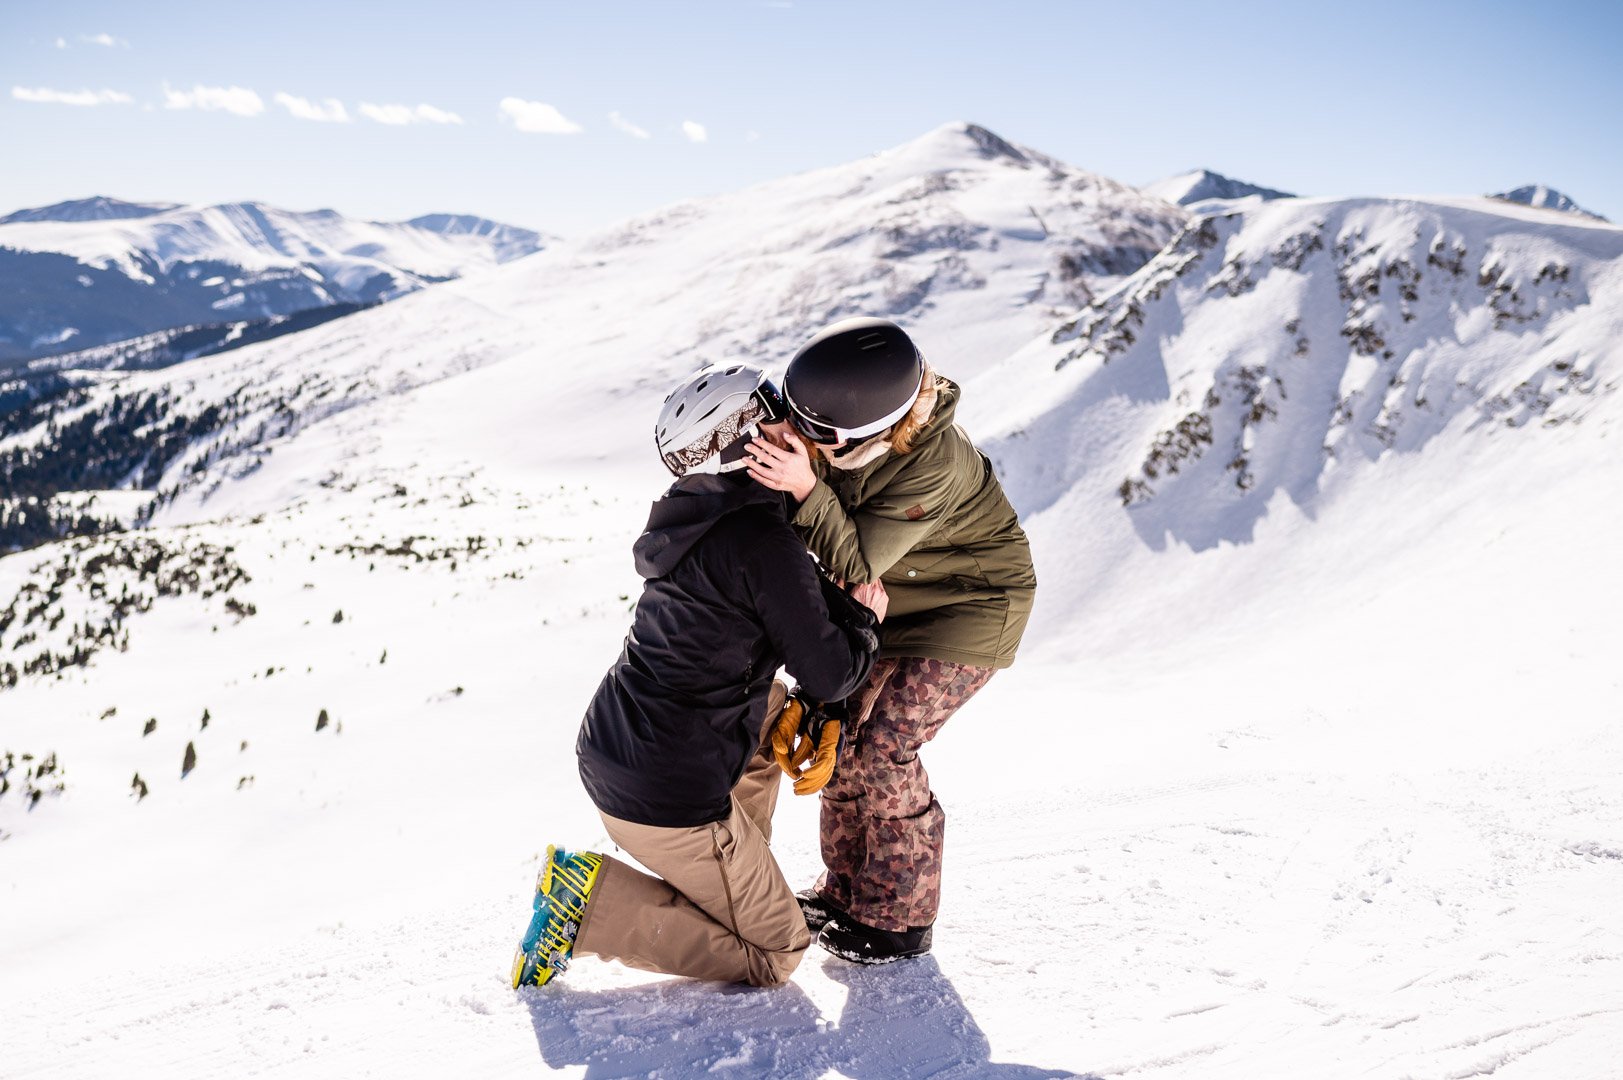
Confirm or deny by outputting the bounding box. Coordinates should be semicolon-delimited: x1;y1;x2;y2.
694;386;783;474
753;378;788;425
785;373;924;445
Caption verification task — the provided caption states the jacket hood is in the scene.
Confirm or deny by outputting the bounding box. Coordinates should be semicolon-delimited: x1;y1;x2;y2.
632;473;788;579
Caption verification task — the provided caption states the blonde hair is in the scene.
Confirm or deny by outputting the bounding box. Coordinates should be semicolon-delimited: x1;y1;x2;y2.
889;366;946;456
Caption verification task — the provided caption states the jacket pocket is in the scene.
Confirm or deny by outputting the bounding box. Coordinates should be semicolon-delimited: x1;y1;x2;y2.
886;549;961;584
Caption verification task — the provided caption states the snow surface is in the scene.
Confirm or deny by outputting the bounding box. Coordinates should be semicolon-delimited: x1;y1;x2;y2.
3;124;1622;1079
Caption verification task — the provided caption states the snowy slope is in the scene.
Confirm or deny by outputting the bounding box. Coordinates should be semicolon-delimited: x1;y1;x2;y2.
3;129;1623;1079
976;195;1623;558
0;199;549;363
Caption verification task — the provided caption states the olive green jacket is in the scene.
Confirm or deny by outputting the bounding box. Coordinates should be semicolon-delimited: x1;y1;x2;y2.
792;381;1036;669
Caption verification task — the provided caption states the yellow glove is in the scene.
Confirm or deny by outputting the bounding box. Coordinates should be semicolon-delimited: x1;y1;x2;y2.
770;694;845;795
791;716;842;796
771;696;812;775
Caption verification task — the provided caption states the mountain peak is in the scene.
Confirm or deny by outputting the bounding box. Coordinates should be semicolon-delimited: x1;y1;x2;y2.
1489;185;1607;222
0;196;183;226
1144;169;1295;208
891;122;1042;170
960;123;1031;164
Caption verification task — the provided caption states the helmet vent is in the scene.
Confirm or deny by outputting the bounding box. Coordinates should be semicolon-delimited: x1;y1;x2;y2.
674;403;685;416
857;332;887;350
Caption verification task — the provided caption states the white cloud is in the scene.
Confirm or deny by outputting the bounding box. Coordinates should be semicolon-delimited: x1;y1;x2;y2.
54;37;67;49
163;83;264;117
274;92;350;123
608;111;650;139
414;103;463;125
359;102;465;126
359;103;413;126
11;86;133;107
746;130;761;142
498;97;582;135
83;33;123;47
681;120;708;143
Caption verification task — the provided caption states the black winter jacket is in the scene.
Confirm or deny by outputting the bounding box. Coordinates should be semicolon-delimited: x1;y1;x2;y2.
576;473;878;828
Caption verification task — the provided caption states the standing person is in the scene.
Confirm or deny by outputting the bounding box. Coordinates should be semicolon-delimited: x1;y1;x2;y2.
511;363;886;989
745;317;1037;965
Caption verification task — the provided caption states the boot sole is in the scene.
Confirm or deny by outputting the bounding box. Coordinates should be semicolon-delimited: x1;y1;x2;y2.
818;938;932;965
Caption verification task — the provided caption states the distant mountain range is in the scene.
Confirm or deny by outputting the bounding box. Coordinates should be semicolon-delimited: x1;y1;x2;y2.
1144;169;1295;208
1;130;1616;561
1489;185;1607;221
0;196;184;225
0;198;549;365
1147;172;1609;225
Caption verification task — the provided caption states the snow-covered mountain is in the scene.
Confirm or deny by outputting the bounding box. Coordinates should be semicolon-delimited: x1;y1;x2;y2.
970;193;1622;636
3;124;1622;1078
1144;168;1294;211
406;213;548;263
0;198;550;364
0;121;1188;553
1489;184;1607;221
0;196;183;225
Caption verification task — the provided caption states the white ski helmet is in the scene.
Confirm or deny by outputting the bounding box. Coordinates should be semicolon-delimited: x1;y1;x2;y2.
655;363;788;476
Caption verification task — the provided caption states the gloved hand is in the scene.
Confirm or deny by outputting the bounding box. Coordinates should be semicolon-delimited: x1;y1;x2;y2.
770;695;811;773
791;704;843;795
771;693;846;795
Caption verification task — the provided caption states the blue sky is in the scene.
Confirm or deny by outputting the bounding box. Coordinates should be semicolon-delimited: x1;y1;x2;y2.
2;0;1619;234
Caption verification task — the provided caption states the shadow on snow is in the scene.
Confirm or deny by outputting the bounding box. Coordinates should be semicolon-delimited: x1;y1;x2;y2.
523;954;1088;1078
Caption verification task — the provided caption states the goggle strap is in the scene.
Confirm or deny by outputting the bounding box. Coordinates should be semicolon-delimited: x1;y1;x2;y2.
789;369;924;444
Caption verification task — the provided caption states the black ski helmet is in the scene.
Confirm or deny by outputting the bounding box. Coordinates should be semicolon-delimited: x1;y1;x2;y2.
783;318;925;444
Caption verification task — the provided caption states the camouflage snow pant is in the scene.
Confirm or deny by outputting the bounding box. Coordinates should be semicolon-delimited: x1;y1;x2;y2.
816;656;994;932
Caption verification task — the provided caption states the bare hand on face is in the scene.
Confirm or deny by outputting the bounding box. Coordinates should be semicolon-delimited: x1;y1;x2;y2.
746;436;817;503
849;580;889;623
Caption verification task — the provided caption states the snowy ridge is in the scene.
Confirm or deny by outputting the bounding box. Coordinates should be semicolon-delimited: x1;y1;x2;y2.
0;200;548;364
0;199;546;280
1490;184;1607;222
1143;169;1294;209
976;196;1623;546
0;196;183;225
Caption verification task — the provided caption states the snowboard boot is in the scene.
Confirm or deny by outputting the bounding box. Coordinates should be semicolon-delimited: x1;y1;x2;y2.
817;916;933;965
796;889;846;932
510;845;604;988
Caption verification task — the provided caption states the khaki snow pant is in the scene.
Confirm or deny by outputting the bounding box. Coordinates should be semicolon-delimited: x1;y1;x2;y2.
573;682;807;987
731;680;788;843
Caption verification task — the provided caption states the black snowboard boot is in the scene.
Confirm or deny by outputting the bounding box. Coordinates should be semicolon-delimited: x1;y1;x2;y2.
796;889;845;932
817;916;933;964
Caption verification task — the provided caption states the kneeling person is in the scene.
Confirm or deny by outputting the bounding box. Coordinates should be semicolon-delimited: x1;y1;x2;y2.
512;363;886;988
